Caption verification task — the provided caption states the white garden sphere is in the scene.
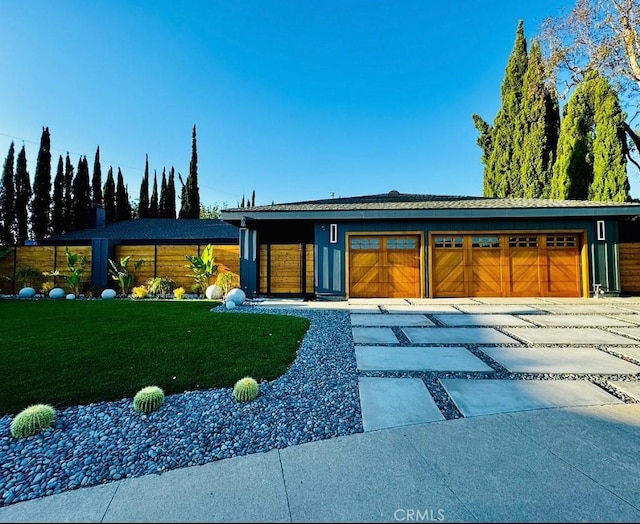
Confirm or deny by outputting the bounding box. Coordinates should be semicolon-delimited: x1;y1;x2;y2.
101;288;117;300
225;300;236;310
205;284;224;300
226;288;246;306
66;293;76;300
49;287;65;299
18;287;36;298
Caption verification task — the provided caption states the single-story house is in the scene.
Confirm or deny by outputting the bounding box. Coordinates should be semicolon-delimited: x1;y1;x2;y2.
220;191;640;299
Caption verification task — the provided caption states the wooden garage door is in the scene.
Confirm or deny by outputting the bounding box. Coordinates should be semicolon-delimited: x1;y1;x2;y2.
349;235;420;298
432;233;582;298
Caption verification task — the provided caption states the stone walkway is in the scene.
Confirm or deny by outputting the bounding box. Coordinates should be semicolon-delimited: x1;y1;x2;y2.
351;297;640;431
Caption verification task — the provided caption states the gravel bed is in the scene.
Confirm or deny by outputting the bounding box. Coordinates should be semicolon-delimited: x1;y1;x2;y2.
0;306;363;507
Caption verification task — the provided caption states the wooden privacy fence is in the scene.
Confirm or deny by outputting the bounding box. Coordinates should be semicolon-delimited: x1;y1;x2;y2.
0;243;239;294
620;242;640;293
114;244;240;291
0;246;92;294
259;243;314;295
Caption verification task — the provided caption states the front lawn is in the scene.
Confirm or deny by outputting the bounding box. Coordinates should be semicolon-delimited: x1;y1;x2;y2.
0;300;309;415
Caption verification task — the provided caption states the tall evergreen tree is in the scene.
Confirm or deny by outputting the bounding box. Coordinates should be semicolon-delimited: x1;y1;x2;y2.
167;167;176;219
63;153;74;233
51;155;65;236
149;170;158;218
115;168;130;222
179;125;200;218
103;167;116;223
519;40;560;198
138;154;150;218
549;81;594;200
0;142;16;245
92;146;102;205
251;189;256;207
14;145;32;244
472;115;494;197
71;156;92;231
588;75;630;202
30;126;52;239
487;21;528;197
158;168;168;218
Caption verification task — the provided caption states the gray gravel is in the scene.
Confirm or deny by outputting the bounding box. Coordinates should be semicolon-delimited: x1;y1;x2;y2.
0;305;363;507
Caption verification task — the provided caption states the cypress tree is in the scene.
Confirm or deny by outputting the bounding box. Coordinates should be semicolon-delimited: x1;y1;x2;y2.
485;21;528;197
588;75;630;202
115;168;129;222
51;155;65;236
92;146;102;205
14;145;32;244
167;167;176;219
103;167;116;223
179;125;200;218
158;168;168;218
519;41;560;198
472;115;493;196
71;156;92;230
63;153;74;233
251;189;256;207
0;142;16;245
138;154;150;218
149;170;158;218
30;126;52;239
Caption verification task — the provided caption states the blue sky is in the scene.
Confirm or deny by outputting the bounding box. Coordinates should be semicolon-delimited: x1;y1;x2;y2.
2;0;635;209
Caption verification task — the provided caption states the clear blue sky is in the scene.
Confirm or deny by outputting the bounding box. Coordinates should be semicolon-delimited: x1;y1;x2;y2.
2;0;635;209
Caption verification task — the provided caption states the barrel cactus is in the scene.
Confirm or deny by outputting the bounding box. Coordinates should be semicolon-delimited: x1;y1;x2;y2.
133;386;165;413
233;377;259;402
10;404;56;439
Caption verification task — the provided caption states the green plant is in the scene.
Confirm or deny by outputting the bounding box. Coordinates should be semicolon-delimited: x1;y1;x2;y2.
43;247;86;295
133;386;165;413
185;244;218;296
233;377;259;402
108;256;144;295
215;269;240;299
16;266;41;288
131;285;148;299
10;404;56;439
146;276;177;299
40;281;55;295
173;287;185;300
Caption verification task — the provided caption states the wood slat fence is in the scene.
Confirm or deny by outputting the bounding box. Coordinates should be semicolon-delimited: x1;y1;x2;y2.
259;243;314;295
620;242;640;293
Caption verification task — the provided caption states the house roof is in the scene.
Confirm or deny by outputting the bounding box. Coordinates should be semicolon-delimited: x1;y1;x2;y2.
39;218;239;244
220;192;640;223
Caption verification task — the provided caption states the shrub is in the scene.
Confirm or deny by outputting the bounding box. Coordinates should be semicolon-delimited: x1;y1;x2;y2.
233;377;259;402
146;276;177;299
40;281;55;295
43;247;86;295
131;285;148;300
174;287;185;300
16;266;41;288
10;404;56;439
133;386;165;413
185;244;218;296
215;269;241;299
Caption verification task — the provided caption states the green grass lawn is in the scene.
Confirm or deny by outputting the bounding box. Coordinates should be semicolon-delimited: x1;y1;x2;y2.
0;299;310;415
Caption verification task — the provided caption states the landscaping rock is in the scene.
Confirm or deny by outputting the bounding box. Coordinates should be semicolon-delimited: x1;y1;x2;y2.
226;288;246;306
66;294;76;300
225;300;236;310
49;287;65;299
18;287;36;298
205;284;223;300
101;289;117;300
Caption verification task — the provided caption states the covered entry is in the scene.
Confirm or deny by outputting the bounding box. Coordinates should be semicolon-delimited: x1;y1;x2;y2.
348;234;421;298
430;232;585;298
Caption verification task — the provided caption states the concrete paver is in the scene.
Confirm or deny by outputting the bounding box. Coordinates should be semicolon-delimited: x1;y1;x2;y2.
358;377;444;431
403;327;521;345
502;326;638;345
532;304;633;314
608;380;640;401
433;313;535;327
384;304;462;314
350;314;434;326
440;379;623;417
351;327;398;344
355;346;494;372
524;314;637;327
608;314;640;325
605;345;640;363
608;326;640;342
454;304;543;314
480;346;640;374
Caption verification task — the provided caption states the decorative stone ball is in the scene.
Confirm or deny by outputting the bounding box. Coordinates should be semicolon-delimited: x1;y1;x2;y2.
205;284;224;300
225;300;236;310
49;287;66;299
66;293;76;300
101;288;117;300
18;287;36;298
226;288;246;306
